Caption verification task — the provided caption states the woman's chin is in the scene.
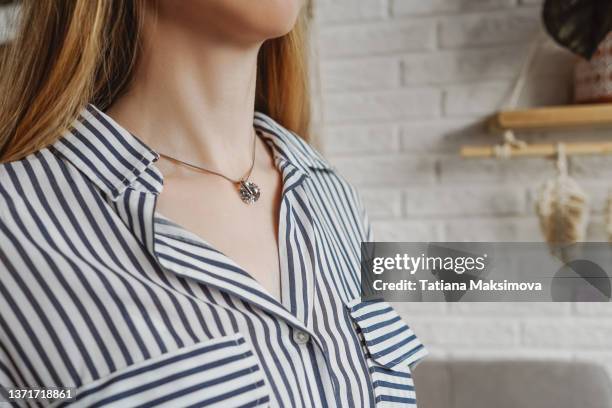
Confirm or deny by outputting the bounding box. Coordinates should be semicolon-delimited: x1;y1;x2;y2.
261;20;299;40
155;0;302;43
253;2;302;39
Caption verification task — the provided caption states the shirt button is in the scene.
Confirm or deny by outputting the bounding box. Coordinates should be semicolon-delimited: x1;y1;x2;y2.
293;330;310;344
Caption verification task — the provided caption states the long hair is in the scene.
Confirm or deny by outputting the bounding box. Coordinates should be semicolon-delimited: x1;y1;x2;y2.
0;1;311;162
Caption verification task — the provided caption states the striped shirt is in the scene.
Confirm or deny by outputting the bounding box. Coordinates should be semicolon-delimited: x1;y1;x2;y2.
0;105;427;407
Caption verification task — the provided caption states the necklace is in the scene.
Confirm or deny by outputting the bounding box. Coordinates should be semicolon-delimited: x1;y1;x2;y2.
157;130;261;204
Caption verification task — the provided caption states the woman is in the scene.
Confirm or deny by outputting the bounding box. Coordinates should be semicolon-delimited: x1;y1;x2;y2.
0;1;426;407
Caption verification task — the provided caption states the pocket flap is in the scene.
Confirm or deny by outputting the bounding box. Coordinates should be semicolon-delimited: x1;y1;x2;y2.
54;333;269;408
347;299;427;371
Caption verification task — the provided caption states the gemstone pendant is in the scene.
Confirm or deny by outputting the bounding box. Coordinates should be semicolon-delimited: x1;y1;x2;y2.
238;180;261;204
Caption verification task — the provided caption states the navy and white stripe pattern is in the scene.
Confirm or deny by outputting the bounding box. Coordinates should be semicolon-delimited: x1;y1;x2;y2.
0;104;426;407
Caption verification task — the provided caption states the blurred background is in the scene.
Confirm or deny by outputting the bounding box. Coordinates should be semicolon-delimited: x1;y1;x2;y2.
310;0;612;405
2;1;612;406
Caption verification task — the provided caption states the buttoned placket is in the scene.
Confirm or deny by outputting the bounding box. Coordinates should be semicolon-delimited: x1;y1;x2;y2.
267;158;341;406
111;154;330;357
135;166;342;405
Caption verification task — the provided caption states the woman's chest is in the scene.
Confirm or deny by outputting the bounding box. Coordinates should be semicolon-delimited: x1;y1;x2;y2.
2;193;424;408
154;173;284;300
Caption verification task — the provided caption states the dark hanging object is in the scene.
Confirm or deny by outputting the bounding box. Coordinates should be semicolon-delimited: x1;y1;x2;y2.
542;0;612;60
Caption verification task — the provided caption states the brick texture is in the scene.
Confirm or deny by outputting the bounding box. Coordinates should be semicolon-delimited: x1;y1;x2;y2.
314;0;612;369
392;0;516;16
439;9;541;49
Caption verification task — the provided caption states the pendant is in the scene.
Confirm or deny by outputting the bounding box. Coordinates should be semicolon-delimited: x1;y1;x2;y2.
238;180;261;204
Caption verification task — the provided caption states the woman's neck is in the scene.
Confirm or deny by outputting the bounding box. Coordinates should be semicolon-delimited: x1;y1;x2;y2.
107;7;263;174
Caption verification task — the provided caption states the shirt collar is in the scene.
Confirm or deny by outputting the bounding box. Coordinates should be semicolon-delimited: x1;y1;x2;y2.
253;112;332;176
51;104;332;201
51;104;161;200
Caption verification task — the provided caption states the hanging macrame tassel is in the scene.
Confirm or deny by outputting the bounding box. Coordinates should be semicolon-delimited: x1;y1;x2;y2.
536;144;590;260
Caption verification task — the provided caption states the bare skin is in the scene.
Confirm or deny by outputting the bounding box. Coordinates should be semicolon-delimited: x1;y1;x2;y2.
106;0;302;301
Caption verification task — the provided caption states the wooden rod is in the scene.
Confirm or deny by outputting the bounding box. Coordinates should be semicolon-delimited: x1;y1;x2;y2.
461;142;612;158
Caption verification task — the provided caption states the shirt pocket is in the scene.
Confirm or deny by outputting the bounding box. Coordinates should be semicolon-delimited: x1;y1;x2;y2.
346;298;428;408
52;333;270;408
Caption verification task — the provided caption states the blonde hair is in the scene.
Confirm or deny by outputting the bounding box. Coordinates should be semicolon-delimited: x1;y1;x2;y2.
0;1;311;162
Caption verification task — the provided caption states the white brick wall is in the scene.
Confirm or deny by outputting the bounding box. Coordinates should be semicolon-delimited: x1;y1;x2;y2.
314;0;612;374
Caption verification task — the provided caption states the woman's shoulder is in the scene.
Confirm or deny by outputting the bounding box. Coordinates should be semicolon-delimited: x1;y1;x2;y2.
0;147;76;243
254;112;371;240
0;146;62;196
254;112;364;198
253;112;333;170
0;151;42;214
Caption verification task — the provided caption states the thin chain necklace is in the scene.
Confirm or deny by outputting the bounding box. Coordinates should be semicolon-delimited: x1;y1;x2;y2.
157;129;261;204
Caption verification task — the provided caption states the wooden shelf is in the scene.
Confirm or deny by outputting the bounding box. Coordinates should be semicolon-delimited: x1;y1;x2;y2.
489;103;612;132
